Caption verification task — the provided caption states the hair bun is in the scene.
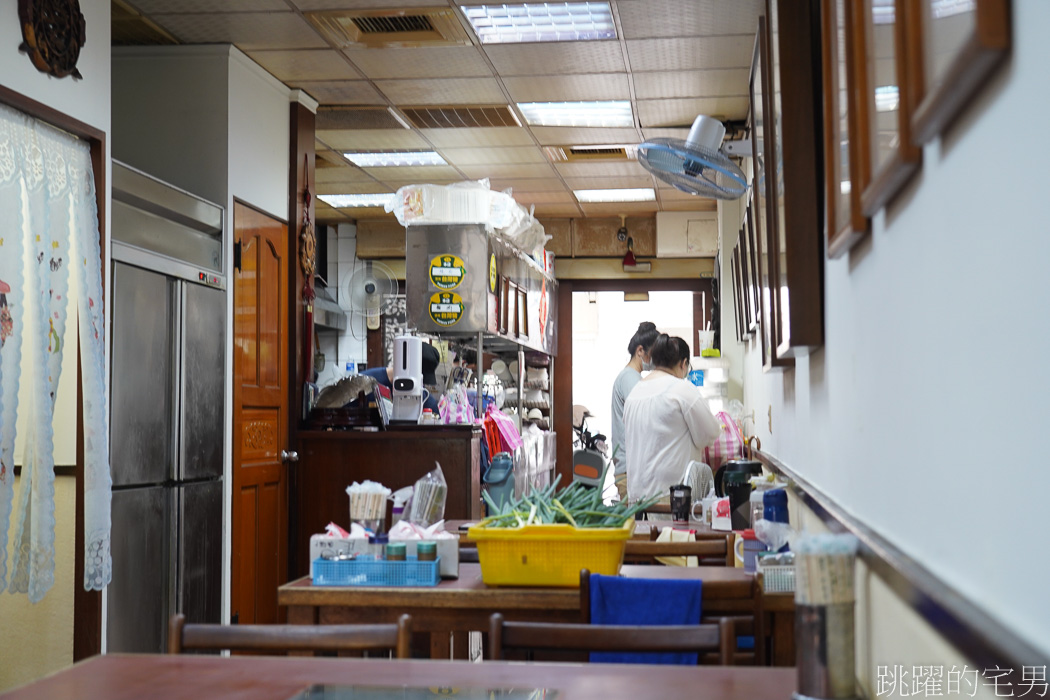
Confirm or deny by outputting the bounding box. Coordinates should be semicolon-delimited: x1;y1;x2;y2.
637;321;657;332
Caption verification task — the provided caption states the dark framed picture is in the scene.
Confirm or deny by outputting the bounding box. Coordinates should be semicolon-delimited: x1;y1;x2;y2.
909;0;1011;144
857;0;922;216
731;247;746;343
822;0;870;258
736;224;754;338
744;199;761;336
766;0;823;361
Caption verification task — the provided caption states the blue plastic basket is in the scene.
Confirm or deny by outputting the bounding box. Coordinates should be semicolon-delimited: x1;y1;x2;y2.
312;555;440;587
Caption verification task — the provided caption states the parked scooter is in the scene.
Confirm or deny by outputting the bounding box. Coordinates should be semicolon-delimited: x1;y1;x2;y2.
571;406;608;489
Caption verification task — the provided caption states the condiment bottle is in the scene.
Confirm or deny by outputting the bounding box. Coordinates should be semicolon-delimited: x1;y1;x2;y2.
385;542;406;561
371;533;388;560
416;541;437;562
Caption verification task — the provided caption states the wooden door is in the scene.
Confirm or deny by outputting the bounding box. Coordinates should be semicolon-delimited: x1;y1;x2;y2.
232;202;289;624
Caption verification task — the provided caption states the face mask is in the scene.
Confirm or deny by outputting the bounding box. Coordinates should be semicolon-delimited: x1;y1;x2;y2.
641;360;653;371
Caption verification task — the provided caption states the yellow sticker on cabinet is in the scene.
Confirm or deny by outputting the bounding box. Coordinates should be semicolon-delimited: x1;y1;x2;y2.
488;253;497;293
429;291;464;327
429;254;466;290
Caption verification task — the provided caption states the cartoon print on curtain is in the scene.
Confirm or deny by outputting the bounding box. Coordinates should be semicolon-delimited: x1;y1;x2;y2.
0;102;110;600
0;106;28;592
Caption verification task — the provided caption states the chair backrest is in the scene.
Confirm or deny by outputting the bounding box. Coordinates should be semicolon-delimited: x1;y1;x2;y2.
487;612;733;664
623;533;734;566
167;614;413;658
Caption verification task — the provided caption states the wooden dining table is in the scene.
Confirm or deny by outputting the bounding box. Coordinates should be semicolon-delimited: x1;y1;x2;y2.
0;653;797;700
278;563;793;664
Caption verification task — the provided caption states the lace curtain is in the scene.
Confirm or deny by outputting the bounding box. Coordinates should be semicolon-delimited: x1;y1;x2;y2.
0;102;110;602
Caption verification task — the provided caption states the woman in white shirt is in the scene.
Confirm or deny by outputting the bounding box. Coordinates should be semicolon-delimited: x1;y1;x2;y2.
623;334;721;503
609;321;659;501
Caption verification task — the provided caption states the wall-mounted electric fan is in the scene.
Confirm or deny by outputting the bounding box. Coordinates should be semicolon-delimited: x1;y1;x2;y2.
342;260;397;331
637;115;748;200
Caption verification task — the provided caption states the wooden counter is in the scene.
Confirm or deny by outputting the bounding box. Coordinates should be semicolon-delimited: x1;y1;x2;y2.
291;426;482;577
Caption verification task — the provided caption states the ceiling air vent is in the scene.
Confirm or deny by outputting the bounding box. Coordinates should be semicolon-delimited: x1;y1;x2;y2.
544;145;638;162
316;107;408;131
305;8;471;49
402;106;520;129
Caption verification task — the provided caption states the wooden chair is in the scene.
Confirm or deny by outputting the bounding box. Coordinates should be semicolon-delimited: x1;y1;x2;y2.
487;612;733;664
580;570;761;666
167;613;413;658
623;532;734;566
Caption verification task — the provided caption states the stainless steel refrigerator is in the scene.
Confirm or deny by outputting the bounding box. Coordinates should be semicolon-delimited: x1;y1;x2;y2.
107;162;226;654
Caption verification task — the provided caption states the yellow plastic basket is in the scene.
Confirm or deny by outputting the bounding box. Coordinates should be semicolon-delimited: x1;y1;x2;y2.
467;519;634;587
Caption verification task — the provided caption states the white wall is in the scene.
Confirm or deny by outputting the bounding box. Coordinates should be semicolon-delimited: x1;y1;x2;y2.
112;46;229;205
738;0;1050;656
0;3;111;691
315;223;369;388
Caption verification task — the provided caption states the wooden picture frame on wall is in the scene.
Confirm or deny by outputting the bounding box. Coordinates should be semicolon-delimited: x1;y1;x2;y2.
909;0;1011;144
823;0;870;258
737;224;754;339
744;199;761;336
857;0;922;216
766;0;824;360
731;247;746;343
750;16;793;372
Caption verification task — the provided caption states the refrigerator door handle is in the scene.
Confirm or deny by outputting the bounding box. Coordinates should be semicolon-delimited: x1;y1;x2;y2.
280;450;299;463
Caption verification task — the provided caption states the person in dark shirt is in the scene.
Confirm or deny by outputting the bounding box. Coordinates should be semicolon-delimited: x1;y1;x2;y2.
360;341;440;413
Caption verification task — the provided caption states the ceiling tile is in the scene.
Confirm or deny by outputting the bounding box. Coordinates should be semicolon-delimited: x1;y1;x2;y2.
148;12;327;49
488;178;569;193
131;0;288;11
292;0;448;8
633;68;751;100
532;203;583;216
245;49;362;81
458;163;558;180
564;176;654;190
376;78;507;106
361;165;464;181
512;191;576;205
485;42;626;76
626;36;754;72
289;80;386;105
637;97;750;127
641;127;691;140
315;167;378;186
616;0;763;39
377;178;465;190
439;146;547;165
420;128;536;148
529;127;640;146
555;161;649;178
503;74;630;102
317;182;391;196
579;201;659;216
316;129;430;150
344;47;492;79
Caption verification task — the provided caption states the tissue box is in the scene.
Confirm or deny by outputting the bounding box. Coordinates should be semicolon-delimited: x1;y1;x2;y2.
309;534;458;579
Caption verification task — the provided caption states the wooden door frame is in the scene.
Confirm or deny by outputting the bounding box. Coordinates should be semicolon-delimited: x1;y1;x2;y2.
0;84;107;660
553;277;714;487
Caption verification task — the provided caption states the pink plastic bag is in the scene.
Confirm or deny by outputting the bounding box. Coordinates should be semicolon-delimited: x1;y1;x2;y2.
486;404;523;452
703;411;745;470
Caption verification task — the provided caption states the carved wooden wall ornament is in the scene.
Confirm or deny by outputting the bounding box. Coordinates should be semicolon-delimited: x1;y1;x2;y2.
18;0;86;80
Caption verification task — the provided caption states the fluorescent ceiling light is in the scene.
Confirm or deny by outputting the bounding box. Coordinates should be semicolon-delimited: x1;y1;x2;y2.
517;101;633;127
574;188;655;203
461;2;616;44
318;194;394;208
343;151;448;167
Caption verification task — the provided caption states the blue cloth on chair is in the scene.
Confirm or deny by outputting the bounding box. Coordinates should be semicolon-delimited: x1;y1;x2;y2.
588;573;703;665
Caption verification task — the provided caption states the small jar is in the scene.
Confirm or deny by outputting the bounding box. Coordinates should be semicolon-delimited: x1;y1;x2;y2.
385;542;407;561
416;541;437;562
370;533;389;560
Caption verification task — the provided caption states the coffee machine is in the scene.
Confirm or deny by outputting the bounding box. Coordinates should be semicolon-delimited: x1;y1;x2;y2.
391;334;425;422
